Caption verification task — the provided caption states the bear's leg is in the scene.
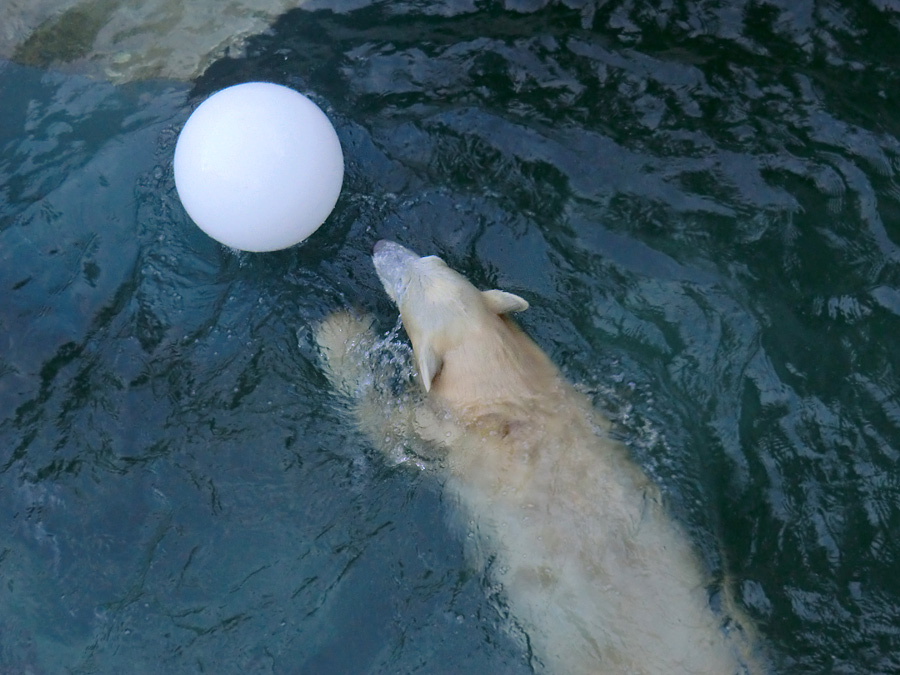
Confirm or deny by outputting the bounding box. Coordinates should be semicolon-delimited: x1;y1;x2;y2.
315;310;428;464
315;310;380;398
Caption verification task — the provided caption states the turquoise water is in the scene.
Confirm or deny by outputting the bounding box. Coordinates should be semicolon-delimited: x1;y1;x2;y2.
2;2;900;673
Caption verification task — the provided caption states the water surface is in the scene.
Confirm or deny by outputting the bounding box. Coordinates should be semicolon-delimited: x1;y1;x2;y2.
2;1;900;673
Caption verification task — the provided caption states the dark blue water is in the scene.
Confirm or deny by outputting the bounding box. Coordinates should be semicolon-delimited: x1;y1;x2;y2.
2;2;900;673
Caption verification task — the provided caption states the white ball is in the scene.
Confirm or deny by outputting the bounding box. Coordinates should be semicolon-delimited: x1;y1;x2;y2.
174;82;344;252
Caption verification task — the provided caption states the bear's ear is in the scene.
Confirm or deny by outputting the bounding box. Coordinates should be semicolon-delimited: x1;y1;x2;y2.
416;343;443;392
482;289;529;315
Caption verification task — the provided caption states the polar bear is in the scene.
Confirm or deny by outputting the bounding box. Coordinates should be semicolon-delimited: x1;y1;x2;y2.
315;240;764;675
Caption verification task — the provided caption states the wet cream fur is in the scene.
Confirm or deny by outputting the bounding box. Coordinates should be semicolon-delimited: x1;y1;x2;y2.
315;241;763;674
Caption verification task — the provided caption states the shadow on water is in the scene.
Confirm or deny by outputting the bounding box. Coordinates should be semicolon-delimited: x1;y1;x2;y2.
2;0;900;673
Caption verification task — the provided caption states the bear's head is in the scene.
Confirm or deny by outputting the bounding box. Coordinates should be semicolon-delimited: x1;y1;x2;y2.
373;240;528;392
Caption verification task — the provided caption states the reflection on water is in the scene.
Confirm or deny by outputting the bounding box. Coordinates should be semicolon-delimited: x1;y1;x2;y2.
2;1;900;673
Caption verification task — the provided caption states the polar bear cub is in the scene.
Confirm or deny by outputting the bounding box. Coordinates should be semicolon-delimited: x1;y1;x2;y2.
315;240;763;675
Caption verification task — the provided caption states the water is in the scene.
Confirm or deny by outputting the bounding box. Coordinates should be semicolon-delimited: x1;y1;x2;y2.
2;1;900;673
